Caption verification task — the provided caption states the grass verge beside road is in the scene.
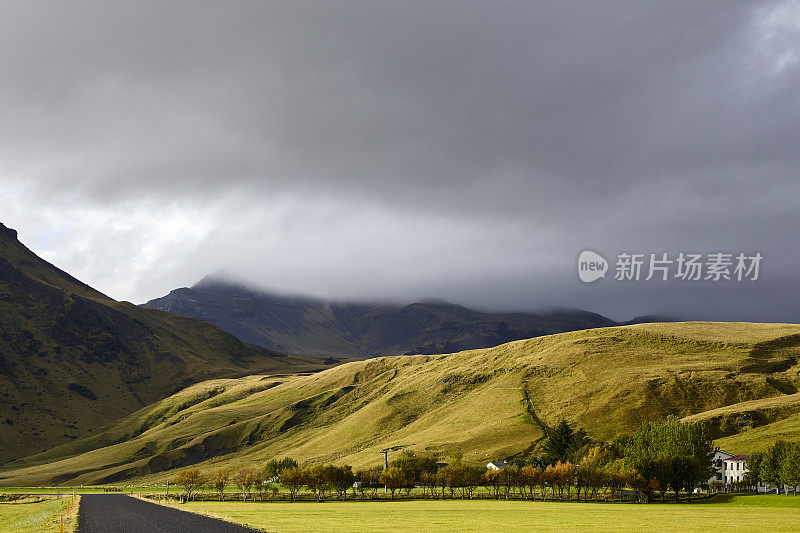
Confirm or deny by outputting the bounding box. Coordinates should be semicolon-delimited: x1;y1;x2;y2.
0;495;80;532
173;495;800;533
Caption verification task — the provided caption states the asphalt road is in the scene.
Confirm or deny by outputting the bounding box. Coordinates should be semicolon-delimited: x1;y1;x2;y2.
76;494;260;533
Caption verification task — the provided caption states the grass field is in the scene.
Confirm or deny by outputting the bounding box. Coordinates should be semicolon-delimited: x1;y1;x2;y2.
0;496;77;533
176;495;800;532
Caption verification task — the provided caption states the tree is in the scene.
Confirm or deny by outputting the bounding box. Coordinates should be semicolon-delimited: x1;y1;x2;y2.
172;468;206;500
482;468;502;499
580;447;609;501
305;465;331;501
550;461;574;500
389;449;439;491
392;449;421;481
253;470;269;501
265;457;298;482
463;466;484;499
781;442;800;494
234;466;256;501
329;465;356;501
379;467;410;499
624;417;714;501
499;465;520;500
356;468;381;500
543;419;588;464
519;465;542;500
281;467;305;502
745;452;763;491
212;469;230;501
420;471;438;499
762;441;788;492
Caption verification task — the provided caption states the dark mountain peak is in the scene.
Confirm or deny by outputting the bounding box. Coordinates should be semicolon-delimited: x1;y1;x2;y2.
143;277;662;359
0;222;18;240
415;297;453;306
194;274;237;289
619;314;678;326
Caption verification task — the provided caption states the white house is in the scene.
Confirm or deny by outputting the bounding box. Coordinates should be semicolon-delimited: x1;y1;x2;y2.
486;461;509;470
708;449;735;485
723;454;749;485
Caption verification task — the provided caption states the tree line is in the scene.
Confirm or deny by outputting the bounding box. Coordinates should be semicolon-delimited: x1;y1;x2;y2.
169;416;772;503
746;441;800;494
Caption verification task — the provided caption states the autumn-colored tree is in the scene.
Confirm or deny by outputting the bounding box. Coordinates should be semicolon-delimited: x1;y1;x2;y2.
305;464;332;501
234;466;257;501
281;467;305;502
519;465;542;500
172;468;206;500
212;469;230;501
549;461;574;500
482;468;502;499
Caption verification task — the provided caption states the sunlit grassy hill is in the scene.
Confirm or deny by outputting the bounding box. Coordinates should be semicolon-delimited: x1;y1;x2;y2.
0;222;328;463
3;321;799;486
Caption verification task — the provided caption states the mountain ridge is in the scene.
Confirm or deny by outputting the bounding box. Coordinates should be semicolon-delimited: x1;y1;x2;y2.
142;276;665;358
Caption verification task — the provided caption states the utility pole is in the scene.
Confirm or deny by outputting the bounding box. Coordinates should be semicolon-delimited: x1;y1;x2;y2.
380;449;389;493
380;449;389;470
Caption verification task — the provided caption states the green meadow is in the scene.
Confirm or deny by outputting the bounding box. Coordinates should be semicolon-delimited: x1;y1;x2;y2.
176;495;800;533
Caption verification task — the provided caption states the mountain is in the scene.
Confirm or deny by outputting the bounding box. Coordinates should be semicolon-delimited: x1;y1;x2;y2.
4;321;799;485
0;223;329;463
142;277;626;358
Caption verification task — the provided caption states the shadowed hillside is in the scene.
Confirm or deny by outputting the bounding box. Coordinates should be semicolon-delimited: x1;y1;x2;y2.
142;277;631;358
0;223;329;463
4;321;799;486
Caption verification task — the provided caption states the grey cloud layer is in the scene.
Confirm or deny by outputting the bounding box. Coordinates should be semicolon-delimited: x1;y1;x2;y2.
0;1;798;321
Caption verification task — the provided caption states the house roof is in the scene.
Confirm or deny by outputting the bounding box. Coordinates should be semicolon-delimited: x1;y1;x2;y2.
723;454;750;461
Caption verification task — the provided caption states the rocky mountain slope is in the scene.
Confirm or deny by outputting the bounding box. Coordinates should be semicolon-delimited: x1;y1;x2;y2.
142;277;631;358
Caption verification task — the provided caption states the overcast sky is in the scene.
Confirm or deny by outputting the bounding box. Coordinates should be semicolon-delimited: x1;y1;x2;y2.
1;0;799;322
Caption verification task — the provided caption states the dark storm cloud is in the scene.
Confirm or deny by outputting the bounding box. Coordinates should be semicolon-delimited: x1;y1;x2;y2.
1;0;798;321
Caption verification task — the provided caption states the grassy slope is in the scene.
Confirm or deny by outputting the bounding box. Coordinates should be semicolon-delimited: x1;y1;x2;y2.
177;496;800;533
3;322;800;486
0;224;329;462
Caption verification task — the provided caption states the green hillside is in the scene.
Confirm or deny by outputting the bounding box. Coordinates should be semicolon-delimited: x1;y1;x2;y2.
0;223;329;463
3;321;799;485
